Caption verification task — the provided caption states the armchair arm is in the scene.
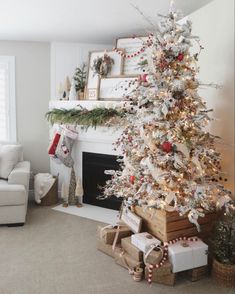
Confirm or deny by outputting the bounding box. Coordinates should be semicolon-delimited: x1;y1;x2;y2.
8;161;31;192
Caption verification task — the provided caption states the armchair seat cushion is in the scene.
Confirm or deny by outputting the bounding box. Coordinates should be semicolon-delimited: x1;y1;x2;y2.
0;184;26;206
0;144;30;224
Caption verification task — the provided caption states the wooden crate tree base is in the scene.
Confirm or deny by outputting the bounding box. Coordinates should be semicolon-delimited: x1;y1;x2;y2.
134;206;217;242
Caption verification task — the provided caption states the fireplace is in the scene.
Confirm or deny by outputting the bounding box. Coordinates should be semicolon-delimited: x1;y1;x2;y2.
82;152;122;210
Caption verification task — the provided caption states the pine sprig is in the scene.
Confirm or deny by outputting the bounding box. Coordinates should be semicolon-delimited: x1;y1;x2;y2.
45;107;125;129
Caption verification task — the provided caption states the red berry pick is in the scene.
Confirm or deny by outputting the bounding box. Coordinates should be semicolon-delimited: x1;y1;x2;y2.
177;53;184;61
130;175;135;184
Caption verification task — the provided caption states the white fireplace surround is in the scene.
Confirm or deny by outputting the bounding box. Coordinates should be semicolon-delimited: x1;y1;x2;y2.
49;100;123;200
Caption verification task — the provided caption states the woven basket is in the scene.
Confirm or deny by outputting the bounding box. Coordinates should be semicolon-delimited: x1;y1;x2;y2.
212;258;235;288
40;176;58;206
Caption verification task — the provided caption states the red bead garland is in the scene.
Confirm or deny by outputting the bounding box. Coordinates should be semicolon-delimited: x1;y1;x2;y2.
113;34;154;59
147;236;198;285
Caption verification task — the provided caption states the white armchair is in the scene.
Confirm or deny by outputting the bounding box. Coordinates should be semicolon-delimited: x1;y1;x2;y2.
0;146;30;226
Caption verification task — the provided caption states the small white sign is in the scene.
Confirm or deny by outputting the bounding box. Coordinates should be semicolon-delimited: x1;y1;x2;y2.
121;207;142;233
99;76;138;100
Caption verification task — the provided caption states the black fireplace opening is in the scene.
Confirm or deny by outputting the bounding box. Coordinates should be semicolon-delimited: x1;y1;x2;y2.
82;152;122;210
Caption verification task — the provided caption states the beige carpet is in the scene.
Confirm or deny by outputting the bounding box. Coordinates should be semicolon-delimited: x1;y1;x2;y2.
0;202;233;294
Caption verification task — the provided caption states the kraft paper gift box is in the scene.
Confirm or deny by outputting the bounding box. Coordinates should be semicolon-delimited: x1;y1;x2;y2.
145;261;172;277
121;237;143;262
131;232;161;254
168;239;208;273
114;248;144;270
145;247;163;265
97;240;115;258
97;225;132;245
145;262;175;286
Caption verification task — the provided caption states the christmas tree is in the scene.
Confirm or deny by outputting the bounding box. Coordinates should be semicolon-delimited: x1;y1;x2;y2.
103;9;234;229
73;64;86;93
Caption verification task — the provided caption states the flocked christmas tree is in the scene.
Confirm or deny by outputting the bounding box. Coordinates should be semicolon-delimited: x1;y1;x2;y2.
103;7;234;230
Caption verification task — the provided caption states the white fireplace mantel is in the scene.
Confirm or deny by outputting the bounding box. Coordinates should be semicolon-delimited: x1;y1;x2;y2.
49;100;123;197
49;100;123;111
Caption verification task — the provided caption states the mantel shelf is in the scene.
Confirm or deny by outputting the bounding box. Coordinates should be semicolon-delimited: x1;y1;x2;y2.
49;100;123;110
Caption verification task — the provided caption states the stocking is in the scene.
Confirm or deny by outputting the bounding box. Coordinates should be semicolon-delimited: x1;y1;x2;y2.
55;134;74;167
48;133;61;155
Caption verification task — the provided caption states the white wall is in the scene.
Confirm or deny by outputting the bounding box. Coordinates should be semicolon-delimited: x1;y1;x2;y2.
51;42;112;99
0;41;50;173
189;0;234;194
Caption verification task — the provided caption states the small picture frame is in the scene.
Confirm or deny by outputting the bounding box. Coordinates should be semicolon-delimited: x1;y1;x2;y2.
87;88;99;100
116;36;149;75
85;50;124;100
121;207;142;234
99;75;138;101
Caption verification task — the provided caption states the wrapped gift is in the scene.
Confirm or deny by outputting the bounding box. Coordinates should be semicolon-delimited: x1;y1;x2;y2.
97;240;115;258
145;264;175;286
131;232;161;254
187;265;208;282
145;261;172;277
145;247;163;265
97;225;132;245
168;239;208;273
121;237;143;262
114;248;144;270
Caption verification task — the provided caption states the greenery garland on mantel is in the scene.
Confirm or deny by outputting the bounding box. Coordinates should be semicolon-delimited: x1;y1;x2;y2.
45;107;126;129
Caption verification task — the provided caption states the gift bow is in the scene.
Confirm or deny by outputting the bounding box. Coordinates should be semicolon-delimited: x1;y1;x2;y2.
99;221;127;251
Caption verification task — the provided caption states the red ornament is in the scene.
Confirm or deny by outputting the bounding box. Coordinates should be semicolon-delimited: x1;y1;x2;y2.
161;141;173;153
139;74;148;83
130;175;135;184
177;53;184;61
142;74;148;82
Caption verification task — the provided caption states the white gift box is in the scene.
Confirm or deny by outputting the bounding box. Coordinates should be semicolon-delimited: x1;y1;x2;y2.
168;239;208;273
131;232;161;254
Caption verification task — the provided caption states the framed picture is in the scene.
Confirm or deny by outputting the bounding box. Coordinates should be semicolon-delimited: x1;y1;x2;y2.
85;50;124;100
99;76;138;101
86;88;99;100
116;36;150;75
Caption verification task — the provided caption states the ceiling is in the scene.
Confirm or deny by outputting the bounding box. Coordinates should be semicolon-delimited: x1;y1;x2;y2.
0;0;213;44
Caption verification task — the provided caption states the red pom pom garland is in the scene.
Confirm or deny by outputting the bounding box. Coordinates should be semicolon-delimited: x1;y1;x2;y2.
147;236;198;285
113;34;154;58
